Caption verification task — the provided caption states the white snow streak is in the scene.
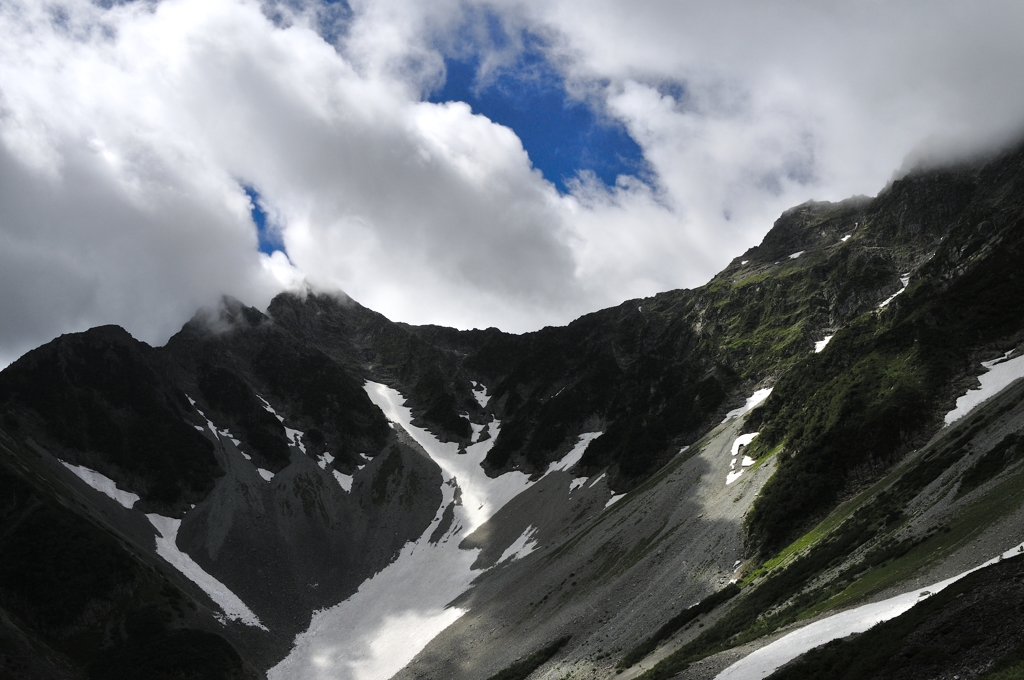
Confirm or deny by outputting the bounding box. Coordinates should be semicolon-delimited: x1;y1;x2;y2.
788;251;804;259
814;334;834;353
257;468;275;481
731;433;759;457
727;433;759;485
605;493;625;507
471;381;489;408
722;389;773;423
877;274;910;308
725;469;745;485
498;526;539;563
333;470;353;492
269;381;540;680
944;351;1024;425
61;462;140;509
146;514;267;630
716;542;1024;680
840;234;851;242
285;427;306;453
546;431;602;475
257;395;285;422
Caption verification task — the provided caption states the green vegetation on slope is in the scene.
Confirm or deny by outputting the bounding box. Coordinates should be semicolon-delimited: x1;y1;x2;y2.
749;198;1024;556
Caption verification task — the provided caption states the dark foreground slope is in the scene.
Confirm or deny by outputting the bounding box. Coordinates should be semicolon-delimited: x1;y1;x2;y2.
770;551;1024;680
0;141;1023;679
0;430;258;680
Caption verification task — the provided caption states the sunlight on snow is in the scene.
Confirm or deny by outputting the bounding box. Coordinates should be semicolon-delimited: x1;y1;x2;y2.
716;542;1024;680
722;388;773;423
269;383;606;680
944;351;1024;425
498;525;539;563
727;432;759;485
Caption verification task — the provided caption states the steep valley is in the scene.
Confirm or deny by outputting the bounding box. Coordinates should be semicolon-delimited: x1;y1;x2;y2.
3;142;1024;680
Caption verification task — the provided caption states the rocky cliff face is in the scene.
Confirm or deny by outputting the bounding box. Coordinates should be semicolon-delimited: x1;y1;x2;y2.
2;142;1024;680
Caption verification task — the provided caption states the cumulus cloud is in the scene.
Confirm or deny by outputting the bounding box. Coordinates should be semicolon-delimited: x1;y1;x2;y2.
1;0;1023;367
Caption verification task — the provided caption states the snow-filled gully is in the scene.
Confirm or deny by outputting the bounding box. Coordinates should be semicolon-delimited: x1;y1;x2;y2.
716;542;1024;680
269;382;603;680
58;459;266;629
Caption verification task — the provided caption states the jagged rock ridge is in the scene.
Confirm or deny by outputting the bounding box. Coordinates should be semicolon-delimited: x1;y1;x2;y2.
1;141;1023;679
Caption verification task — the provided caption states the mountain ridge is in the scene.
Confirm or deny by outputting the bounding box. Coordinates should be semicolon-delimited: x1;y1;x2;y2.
2;140;1024;679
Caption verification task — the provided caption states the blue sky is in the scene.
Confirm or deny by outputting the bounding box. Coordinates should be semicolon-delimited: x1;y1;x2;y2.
2;0;1024;368
428;28;646;194
244;185;283;256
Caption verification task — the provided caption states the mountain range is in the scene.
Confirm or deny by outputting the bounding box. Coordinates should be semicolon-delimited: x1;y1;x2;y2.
2;140;1024;680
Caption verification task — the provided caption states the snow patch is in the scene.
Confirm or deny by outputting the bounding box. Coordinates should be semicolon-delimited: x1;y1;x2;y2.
814;334;834;353
317;452;335;470
332;470;353;492
498;526;538;563
840;234;851;242
877;274;910;308
270;382;535;680
944;351;1024;425
722;389;773;423
569;477;589;493
257;469;274;482
146;514;266;630
788;251;804;259
470;381;488;408
740;260;749;265
731;433;759;457
546;432;602;475
257;395;285;422
589;472;607;488
284;427;306;453
605;493;625;508
61;462;139;509
716;542;1024;680
727;433;759;485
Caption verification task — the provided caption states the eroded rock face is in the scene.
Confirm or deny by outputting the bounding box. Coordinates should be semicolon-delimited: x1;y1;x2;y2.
1;141;1024;679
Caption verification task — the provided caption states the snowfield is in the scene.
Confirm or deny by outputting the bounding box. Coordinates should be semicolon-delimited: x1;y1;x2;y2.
723;389;773;423
716;542;1024;680
727;433;759;485
146;513;267;630
61;462;140;509
269;383;606;680
877;274;910;308
944;351;1024;425
498;525;539;563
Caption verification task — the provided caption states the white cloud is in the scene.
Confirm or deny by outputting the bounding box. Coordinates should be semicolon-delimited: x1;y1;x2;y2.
1;0;1023;363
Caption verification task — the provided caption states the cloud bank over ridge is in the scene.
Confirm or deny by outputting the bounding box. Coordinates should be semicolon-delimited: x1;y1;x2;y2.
1;0;1023;367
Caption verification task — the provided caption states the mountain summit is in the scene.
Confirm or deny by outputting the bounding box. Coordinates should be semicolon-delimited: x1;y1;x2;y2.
2;142;1024;680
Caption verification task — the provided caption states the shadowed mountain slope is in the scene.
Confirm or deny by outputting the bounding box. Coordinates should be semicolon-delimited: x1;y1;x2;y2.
1;141;1024;679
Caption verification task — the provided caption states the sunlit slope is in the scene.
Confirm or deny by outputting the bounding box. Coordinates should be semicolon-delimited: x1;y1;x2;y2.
1;141;1023;680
